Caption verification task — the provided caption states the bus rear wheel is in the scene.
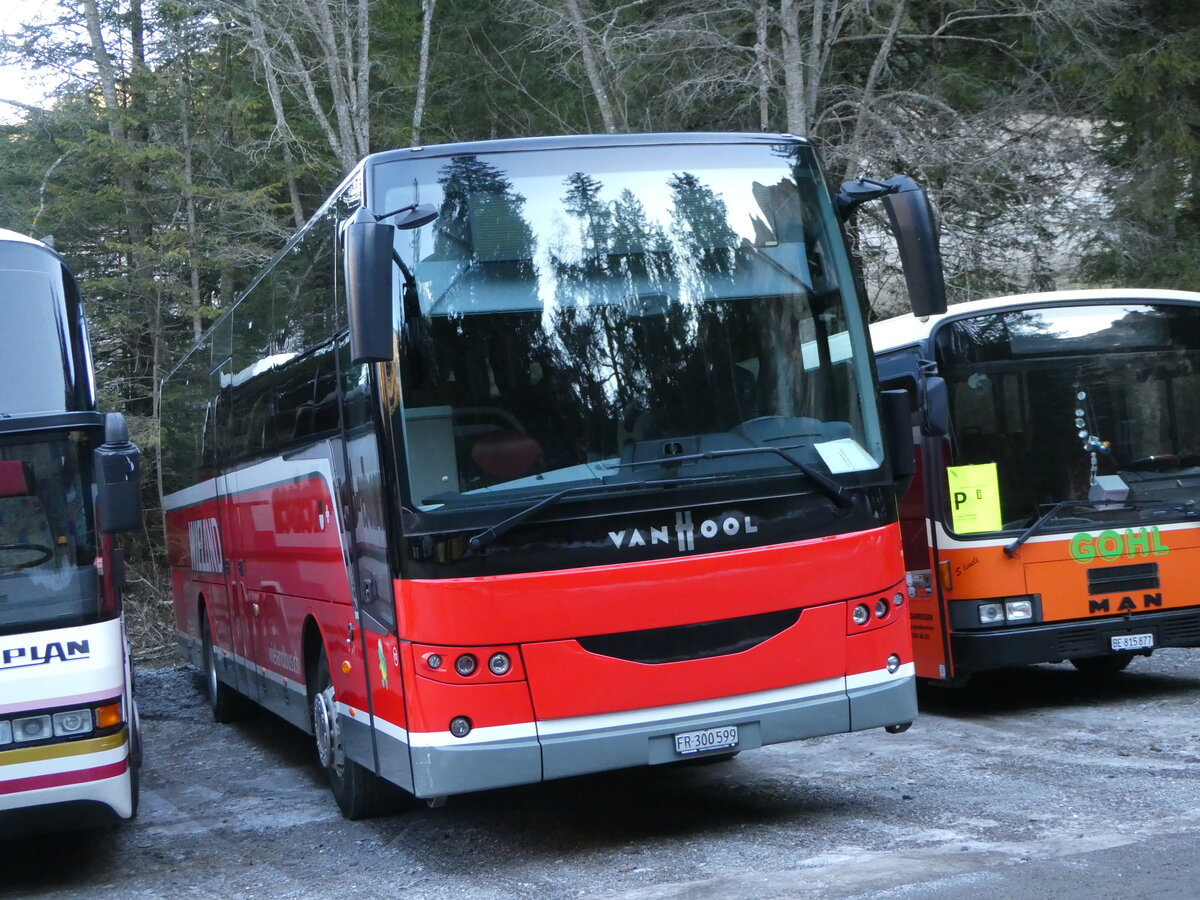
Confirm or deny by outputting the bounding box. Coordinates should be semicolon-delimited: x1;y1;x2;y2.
310;651;397;820
1070;653;1135;676
201;614;245;723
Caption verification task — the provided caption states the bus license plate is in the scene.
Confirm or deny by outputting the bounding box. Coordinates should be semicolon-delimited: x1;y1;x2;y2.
1111;633;1153;651
674;725;739;755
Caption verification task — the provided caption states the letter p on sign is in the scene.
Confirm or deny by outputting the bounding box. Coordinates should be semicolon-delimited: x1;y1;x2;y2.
946;463;1002;534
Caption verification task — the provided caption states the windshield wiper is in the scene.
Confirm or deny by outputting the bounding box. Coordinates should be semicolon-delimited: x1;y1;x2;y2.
613;443;852;510
467;475;729;552
1004;500;1076;557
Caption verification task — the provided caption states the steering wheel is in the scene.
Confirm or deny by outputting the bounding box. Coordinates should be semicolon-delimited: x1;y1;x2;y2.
0;542;54;570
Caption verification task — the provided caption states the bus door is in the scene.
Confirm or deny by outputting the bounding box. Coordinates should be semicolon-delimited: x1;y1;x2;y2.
879;348;954;681
212;350;261;705
337;343;412;790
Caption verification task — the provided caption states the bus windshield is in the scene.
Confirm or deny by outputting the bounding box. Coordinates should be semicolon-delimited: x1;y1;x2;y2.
934;303;1200;532
0;244;74;415
372;142;882;511
0;437;99;635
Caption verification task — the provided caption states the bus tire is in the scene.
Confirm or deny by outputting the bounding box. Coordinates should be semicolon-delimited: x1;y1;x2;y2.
1070;653;1134;676
310;651;396;820
201;614;245;723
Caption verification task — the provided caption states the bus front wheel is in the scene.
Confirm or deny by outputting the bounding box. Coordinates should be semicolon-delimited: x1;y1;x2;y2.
201;614;245;723
310;651;396;820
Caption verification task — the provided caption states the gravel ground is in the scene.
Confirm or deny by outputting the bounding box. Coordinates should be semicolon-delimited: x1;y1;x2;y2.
6;649;1200;898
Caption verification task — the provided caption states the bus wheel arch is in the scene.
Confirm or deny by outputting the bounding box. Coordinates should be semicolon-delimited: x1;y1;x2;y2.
306;638;397;820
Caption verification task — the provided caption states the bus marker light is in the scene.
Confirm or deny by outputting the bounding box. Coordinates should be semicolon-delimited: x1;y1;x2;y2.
449;716;472;738
1005;599;1033;621
52;709;92;737
875;598;889;619
95;702;122;729
887;654;901;674
341;661;352;674
978;603;1004;625
852;604;870;626
455;654;477;677
488;652;511;676
893;592;905;606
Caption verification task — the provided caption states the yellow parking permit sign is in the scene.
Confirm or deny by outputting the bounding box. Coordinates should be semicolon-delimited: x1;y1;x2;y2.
947;463;1002;533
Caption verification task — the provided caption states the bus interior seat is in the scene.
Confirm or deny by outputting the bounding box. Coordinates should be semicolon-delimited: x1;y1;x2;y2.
470;430;544;481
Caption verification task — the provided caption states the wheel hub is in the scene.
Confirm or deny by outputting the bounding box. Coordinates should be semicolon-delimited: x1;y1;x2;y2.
312;686;343;773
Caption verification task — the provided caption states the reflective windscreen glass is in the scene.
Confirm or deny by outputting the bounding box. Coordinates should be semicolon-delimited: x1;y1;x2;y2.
0;246;72;415
0;437;100;634
935;303;1200;532
372;142;881;511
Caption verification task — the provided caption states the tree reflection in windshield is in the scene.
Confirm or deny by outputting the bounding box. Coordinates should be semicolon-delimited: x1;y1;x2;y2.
379;143;876;508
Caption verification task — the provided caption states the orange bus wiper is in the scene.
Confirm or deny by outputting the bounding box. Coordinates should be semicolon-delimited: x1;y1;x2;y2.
1004;500;1076;557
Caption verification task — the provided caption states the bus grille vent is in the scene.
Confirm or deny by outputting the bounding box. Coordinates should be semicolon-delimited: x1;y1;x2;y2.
577;608;802;665
1085;562;1159;596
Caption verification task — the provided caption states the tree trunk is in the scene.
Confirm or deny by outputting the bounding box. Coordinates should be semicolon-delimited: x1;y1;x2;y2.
412;0;437;146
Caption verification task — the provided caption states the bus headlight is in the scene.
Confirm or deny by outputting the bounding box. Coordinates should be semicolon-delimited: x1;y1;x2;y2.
53;709;93;737
978;603;1005;625
0;721;11;745
487;652;511;676
852;604;871;625
13;714;52;743
874;598;889;619
1005;599;1034;622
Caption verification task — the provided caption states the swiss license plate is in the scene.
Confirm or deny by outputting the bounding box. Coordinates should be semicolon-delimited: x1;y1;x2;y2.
674;725;739;755
1111;633;1154;651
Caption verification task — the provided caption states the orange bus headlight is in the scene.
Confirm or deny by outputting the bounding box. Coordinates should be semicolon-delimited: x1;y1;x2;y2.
1005;599;1034;622
978;603;1005;625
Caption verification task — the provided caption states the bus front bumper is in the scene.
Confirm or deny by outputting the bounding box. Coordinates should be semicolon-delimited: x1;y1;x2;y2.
404;667;916;799
949;607;1200;673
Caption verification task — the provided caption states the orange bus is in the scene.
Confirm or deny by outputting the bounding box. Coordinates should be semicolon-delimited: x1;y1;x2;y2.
872;289;1200;682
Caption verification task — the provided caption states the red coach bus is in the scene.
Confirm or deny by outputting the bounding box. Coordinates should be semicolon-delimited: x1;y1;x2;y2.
160;133;946;817
0;229;143;832
873;289;1200;684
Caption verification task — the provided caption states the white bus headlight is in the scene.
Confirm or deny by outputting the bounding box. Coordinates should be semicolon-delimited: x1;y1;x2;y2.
53;708;93;737
13;714;52;743
0;721;11;745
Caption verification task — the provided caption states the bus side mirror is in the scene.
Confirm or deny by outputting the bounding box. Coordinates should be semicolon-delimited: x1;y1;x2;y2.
344;207;395;365
921;375;949;437
94;413;142;534
881;389;915;492
880;176;947;319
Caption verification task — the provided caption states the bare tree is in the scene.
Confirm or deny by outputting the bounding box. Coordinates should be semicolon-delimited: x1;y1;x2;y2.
412;0;437;145
214;0;373;175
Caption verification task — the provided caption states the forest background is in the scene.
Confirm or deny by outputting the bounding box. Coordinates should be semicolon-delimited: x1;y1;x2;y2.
1;0;1197;659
